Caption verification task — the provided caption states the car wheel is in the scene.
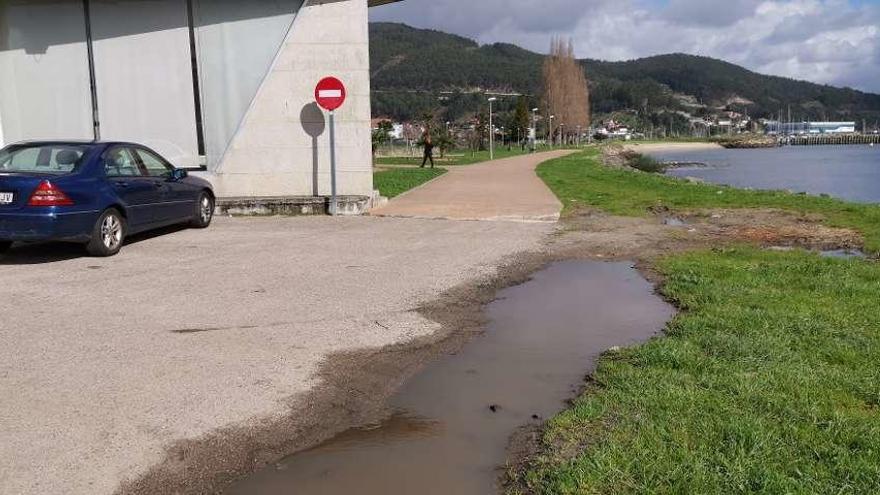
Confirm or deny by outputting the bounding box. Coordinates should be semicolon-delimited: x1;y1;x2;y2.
86;209;126;257
0;241;11;254
191;191;214;229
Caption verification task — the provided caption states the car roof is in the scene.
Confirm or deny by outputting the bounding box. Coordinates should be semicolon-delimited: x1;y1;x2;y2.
8;140;146;148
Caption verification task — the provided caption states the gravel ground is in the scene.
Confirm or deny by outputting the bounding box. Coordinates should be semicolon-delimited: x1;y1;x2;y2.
0;216;553;495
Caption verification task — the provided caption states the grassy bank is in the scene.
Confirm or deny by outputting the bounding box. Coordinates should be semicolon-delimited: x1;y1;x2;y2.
517;149;880;494
376;147;534;166
537;148;880;252
523;248;880;494
373;167;446;198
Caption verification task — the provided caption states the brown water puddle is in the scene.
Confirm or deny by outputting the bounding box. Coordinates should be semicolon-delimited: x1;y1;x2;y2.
227;261;675;495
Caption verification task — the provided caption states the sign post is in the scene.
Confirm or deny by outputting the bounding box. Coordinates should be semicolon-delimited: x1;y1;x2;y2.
315;77;347;215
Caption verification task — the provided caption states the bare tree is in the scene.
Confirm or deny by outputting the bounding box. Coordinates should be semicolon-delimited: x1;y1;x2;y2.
542;38;591;145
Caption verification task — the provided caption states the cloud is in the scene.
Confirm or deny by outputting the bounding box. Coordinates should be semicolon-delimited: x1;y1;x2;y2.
370;0;880;93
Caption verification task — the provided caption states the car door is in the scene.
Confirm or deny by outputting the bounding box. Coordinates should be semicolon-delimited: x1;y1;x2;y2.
134;147;194;222
103;146;164;229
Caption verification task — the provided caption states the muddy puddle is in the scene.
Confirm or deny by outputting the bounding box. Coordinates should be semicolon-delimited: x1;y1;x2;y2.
769;246;869;259
227;261;675;495
820;249;868;259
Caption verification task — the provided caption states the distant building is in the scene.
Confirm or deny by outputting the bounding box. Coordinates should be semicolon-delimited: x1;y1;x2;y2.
766;122;857;135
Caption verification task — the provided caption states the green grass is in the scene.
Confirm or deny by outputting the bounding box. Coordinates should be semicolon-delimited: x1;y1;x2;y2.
522;248;880;494
376;146;536;166
537;148;880;252
373;167;446;198
518;149;880;494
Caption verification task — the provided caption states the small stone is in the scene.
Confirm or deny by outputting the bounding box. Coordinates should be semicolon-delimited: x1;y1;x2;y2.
489;404;501;413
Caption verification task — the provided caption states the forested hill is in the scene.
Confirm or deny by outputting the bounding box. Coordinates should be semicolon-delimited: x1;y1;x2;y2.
370;22;880;124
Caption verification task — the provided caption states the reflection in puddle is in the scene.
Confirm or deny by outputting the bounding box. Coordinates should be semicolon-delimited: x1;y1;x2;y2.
227;262;675;495
770;246;869;259
820;249;867;259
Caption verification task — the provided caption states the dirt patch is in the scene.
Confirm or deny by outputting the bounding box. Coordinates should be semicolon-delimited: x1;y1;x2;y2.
552;206;864;262
685;208;863;250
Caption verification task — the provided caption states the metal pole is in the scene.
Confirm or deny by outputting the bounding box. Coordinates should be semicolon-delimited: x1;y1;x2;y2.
489;99;494;160
329;110;337;216
531;110;536;152
82;0;100;141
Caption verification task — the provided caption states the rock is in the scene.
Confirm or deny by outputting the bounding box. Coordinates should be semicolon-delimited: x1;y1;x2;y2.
489;404;501;413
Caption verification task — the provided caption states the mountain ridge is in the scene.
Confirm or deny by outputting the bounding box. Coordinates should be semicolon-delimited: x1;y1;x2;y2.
369;22;880;126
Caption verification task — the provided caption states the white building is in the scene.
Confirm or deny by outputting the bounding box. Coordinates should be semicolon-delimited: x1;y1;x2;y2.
0;0;399;201
766;121;857;135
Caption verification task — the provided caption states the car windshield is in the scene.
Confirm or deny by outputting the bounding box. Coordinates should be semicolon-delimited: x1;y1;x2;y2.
0;144;90;175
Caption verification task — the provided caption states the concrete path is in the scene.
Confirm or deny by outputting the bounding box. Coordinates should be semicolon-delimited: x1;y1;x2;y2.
372;150;573;222
0;216;552;495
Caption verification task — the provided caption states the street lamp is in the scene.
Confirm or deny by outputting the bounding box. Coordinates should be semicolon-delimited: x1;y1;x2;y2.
488;97;498;160
531;108;539;152
548;115;555;147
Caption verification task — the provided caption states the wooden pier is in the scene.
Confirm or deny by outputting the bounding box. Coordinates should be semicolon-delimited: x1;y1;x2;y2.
784;134;880;146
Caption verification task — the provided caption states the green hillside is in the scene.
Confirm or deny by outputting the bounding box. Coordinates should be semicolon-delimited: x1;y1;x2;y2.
370;22;880;127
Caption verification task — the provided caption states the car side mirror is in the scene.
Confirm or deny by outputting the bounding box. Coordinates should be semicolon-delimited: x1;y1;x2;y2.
171;169;188;181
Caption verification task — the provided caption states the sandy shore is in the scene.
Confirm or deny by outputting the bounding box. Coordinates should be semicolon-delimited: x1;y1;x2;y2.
624;142;723;153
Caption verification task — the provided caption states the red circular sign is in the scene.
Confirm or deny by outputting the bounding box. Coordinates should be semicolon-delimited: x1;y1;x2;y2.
315;77;346;111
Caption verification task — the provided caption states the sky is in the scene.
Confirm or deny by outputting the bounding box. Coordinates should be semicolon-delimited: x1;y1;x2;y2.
369;0;880;94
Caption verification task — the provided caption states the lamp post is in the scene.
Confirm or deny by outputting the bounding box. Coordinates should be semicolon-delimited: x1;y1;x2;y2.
548;115;555;147
559;123;565;147
488;97;498;160
531;108;538;152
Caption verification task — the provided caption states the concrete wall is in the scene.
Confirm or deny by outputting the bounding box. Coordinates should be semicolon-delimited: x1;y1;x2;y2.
203;0;373;198
90;0;200;168
0;1;95;146
194;0;303;171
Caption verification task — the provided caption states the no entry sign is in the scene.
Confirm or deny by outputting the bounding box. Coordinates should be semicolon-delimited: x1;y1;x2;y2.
314;77;346;216
315;77;346;111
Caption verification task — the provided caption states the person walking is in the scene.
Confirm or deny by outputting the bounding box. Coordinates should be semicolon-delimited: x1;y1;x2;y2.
420;131;435;168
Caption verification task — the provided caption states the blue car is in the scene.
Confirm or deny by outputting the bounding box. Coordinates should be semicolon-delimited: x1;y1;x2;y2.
0;141;215;257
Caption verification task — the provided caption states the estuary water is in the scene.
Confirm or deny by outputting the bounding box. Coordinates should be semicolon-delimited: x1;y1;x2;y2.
648;145;880;204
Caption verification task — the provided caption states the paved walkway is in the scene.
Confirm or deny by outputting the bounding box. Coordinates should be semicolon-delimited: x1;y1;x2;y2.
372;150;573;222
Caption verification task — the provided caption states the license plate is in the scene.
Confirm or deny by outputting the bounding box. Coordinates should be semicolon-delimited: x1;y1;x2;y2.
0;192;12;205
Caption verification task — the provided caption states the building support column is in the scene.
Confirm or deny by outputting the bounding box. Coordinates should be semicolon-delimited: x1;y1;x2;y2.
185;0;206;158
82;0;101;141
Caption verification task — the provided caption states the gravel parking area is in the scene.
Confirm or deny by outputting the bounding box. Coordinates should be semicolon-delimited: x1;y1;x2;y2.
0;216;552;494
